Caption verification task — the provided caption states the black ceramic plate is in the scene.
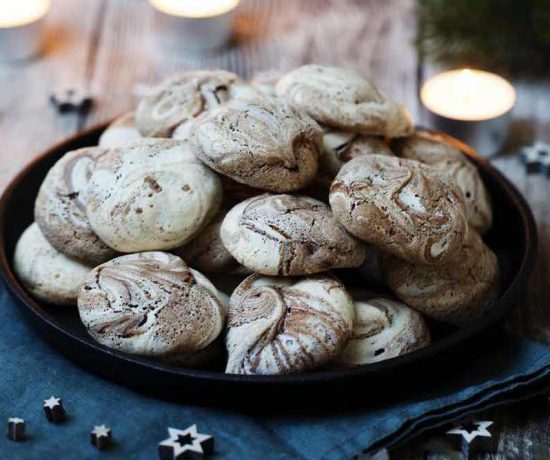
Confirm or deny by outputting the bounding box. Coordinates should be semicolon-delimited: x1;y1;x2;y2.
0;125;537;409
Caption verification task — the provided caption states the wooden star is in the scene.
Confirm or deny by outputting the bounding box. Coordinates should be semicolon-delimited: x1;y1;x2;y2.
446;420;498;454
50;87;93;114
91;424;112;450
158;425;214;459
520;142;550;176
43;396;66;423
7;417;26;442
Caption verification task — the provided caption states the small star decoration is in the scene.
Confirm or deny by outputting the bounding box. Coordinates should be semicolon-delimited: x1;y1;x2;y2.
158;425;214;460
91;424;112;450
7;417;26;442
49;87;94;114
447;420;493;443
43;396;66;424
445;420;497;455
520;142;550;176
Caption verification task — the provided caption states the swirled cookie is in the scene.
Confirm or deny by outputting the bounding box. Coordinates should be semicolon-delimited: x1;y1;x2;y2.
336;293;430;366
276;65;413;137
225;273;355;374
190;97;322;192
99;112;142;148
320;128;393;179
86;139;222;252
78;252;226;358
136;70;260;138
220;194;366;276
34;146;118;264
381;230;500;325
174;210;250;275
329;154;468;264
393;131;493;233
14;223;93;306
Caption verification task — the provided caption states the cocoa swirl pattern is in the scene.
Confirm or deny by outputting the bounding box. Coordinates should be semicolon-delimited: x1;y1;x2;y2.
392;131;493;234
220;194;366;276
190;97;322;192
86;139;222;252
381;230;500;325
336;293;430;366
34;146;118;264
276;65;413;137
99;112;142;148
320;128;393;179
78;252;226;357
135;70;260;138
329;154;468;265
14;223;94;306
225;274;355;375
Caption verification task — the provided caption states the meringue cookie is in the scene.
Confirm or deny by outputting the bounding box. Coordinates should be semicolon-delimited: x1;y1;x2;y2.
136;70;260;138
329;154;468;265
190;97;322;192
221;194;365;276
86;139;222;252
276;65;413;137
99;112;142;148
393;131;493;234
34;146;118;264
336;294;430;366
250;70;282;96
78;252;226;358
225;273;355;374
14;223;93;306
381;230;500;325
174;210;250;275
321;128;393;179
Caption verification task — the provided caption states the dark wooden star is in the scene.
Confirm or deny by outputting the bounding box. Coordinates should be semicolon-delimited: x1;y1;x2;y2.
158;425;214;460
43;396;66;423
49;87;94;114
446;420;498;455
91;424;112;450
7;417;26;442
520;142;550;176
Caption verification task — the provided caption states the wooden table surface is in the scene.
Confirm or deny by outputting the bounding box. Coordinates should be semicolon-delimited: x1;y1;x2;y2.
1;0;549;458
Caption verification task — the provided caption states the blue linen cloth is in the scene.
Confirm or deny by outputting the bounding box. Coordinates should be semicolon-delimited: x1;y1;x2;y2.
2;282;550;460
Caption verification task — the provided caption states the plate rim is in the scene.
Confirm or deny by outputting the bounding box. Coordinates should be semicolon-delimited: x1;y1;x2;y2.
0;123;539;386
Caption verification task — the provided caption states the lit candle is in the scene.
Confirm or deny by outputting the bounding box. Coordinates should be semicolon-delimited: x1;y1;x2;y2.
149;0;240;51
421;69;516;155
0;0;50;62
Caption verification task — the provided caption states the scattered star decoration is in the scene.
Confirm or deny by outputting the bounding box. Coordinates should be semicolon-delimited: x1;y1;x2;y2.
520;142;550;176
446;420;493;443
91;424;112;450
49;87;94;114
7;417;26;442
43;396;66;423
158;425;214;460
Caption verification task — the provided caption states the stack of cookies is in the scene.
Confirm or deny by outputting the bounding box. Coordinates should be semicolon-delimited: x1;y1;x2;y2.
14;65;500;375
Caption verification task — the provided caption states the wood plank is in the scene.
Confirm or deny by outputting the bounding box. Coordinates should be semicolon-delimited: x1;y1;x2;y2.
0;0;104;189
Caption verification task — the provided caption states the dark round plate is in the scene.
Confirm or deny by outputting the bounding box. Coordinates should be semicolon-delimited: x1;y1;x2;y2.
0;124;538;409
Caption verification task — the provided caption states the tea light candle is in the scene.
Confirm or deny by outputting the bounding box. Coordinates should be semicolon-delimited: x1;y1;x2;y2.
0;0;50;62
421;69;516;155
149;0;240;51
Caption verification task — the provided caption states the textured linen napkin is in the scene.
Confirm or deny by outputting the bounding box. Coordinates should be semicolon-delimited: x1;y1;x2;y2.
1;283;550;460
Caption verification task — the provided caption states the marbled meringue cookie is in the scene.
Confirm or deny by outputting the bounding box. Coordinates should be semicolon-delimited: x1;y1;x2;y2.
190;97;322;192
99;112;142;148
136;70;260;138
276;65;413;137
393;131;493;234
329;154;468;265
220;194;366;276
14;223;94;306
336;294;430;366
225;273;355;374
34;146;118;264
174;210;250;275
78;252;226;358
381;230;500;325
321;128;393;179
86;139;222;252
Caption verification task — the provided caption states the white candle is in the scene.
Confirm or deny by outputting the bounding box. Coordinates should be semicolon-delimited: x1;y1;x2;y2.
149;0;240;18
149;0;240;51
0;0;50;62
421;69;516;121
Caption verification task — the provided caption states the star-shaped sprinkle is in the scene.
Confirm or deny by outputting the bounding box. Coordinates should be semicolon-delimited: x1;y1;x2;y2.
91;424;112;450
7;417;26;442
158;425;214;460
43;396;66;423
520;142;550;176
